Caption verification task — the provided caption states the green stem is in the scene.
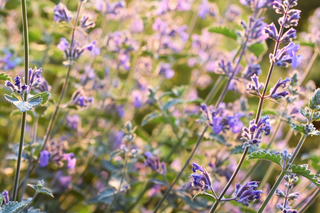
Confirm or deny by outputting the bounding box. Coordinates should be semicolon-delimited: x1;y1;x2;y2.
12;0;29;201
204;76;225;104
40;1;83;151
19;115;38;201
153;126;208;213
105;142;131;213
257;134;307;213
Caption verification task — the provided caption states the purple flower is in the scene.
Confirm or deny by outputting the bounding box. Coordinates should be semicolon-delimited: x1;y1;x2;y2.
243;64;262;80
234;181;263;207
247;74;264;96
268;78;291;100
116;104;125;118
152;18;168;35
264;23;279;41
66;115;81;130
80;15;95;29
225;5;242;22
157;63;175;79
39;150;50;167
55;171;72;189
240;0;280;9
2;190;9;204
248;17;268;43
28;67;42;88
95;0;126;15
271;42;303;68
132;90;143;108
57;38;99;60
280;28;297;43
241;116;272;147
198;0;218;19
63;153;77;169
190;163;212;191
148;185;161;197
0;52;21;70
53;3;72;23
71;89;94;107
131;18;144;33
144;152;166;175
108;130;124;150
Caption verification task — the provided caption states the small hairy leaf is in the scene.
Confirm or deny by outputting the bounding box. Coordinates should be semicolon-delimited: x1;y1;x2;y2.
230;145;260;155
193;192;216;200
208;26;238;40
162;99;182;111
98;188;117;201
247;150;283;168
204;132;228;145
0;73;11;81
141;111;162;126
290;164;320;187
0;201;28;213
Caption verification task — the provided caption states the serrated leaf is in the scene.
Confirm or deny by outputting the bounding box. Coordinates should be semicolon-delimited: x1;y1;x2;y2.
208;26;237;40
141;111;162;126
38;188;54;198
5;94;41;112
290;164;320;187
0;73;11;81
248;42;267;57
247;150;283;168
109;150;123;160
193;192;216;200
0;201;28;213
162;99;182;111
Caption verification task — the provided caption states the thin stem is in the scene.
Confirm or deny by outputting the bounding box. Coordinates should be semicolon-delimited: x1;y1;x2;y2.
300;51;318;86
298;188;320;213
40;1;83;151
153;126;208;213
105;143;131;213
258;134;307;213
20;115;39;201
204;75;225;104
12;0;29;201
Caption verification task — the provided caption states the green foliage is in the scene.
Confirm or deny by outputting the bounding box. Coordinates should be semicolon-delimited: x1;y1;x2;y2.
193;191;216;200
290;123;320;136
141;111;163;126
247;150;283;168
162;99;182;111
248;42;267;57
230;145;260;155
204;132;228;145
0;202;28;213
290;164;320;187
208;26;238;40
0;73;11;81
86;188;116;204
28;180;54;198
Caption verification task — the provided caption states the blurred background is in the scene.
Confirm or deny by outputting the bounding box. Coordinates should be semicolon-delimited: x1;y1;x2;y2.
0;0;320;212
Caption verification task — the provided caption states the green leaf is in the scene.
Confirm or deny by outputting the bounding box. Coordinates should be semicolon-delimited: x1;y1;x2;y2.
208;26;237;40
38;92;50;105
290;123;320;136
0;196;4;205
204;132;228;145
5;94;41;113
27;207;42;213
28;180;54;198
35;106;48;115
98;188;117;201
247;150;283;168
162;99;182;111
262;109;278;116
290;164;320;187
141;111;162;126
193;192;216;200
230;145;260;155
0;201;28;213
248;42;267;57
149;179;168;186
0;73;11;81
298;41;315;48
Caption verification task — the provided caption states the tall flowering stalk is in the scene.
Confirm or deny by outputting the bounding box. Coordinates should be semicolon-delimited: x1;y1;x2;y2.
210;0;302;211
12;0;29;201
41;1;83;152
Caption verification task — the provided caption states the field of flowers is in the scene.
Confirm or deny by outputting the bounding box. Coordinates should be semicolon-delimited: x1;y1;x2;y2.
1;0;320;212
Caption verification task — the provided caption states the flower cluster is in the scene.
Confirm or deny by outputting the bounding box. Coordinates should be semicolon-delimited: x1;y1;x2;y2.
201;103;243;134
57;38;100;61
190;163;213;191
144;152;166;176
53;3;72;23
241;116;271;147
276;174;299;213
234;181;263;206
39;139;77;169
265;0;302;68
71;89;94;107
